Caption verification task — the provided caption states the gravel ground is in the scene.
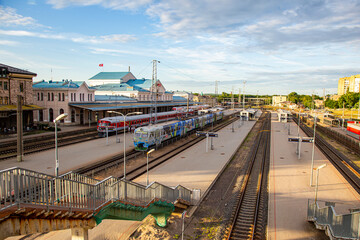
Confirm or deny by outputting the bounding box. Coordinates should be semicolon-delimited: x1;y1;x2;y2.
128;118;262;240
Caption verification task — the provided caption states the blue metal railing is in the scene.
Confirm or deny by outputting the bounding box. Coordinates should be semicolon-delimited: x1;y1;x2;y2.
307;199;360;239
0;167;197;214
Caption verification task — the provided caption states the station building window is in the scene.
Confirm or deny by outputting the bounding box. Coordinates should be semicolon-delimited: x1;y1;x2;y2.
0;97;2;104
58;93;61;101
4;97;8;104
51;93;54;101
41;92;43;101
48;92;50;101
59;108;65;123
37;92;40;101
49;108;54;122
20;83;24;92
4;81;8;90
71;109;76;123
0;81;2;89
39;110;43;121
62;93;65;101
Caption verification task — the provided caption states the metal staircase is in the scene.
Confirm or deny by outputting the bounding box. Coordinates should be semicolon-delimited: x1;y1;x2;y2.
0;167;198;239
307;199;360;239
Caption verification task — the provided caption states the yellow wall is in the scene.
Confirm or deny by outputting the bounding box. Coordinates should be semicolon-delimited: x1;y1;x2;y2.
338;74;360;95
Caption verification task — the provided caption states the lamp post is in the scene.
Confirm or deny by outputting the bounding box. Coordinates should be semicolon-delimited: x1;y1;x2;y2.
310;114;317;186
146;149;155;185
314;164;327;204
54;113;68;177
108;111;120;143
108;111;142;179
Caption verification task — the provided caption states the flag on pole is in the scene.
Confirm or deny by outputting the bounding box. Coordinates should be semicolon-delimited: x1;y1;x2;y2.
99;63;103;67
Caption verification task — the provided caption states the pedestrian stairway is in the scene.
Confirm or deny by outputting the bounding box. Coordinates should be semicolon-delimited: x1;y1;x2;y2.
0;167;198;239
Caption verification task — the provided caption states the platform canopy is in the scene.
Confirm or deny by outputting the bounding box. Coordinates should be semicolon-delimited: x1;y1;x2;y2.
0;104;44;112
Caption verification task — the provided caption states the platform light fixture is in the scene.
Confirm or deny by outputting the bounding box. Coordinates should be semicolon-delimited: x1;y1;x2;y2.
314;164;327;204
146;149;155;185
54;113;68;177
107;111;142;179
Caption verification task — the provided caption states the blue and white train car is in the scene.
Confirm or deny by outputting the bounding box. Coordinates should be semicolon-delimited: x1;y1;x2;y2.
134;111;223;151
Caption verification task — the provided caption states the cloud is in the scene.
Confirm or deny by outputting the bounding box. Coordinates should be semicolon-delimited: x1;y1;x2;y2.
72;34;137;44
0;40;19;46
46;0;152;10
0;29;136;44
0;6;45;28
144;0;360;50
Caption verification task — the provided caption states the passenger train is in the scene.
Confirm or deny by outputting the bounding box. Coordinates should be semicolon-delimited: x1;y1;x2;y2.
322;117;339;127
347;121;360;140
172;105;209;112
97;110;194;137
133;111;224;151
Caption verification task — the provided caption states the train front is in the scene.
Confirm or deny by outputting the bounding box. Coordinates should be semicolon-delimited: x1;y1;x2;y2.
97;119;112;137
133;127;151;151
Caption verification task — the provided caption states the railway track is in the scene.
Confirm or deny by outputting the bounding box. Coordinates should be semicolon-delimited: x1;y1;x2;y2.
75;114;240;178
225;112;270;240
294;116;360;193
0;128;98;160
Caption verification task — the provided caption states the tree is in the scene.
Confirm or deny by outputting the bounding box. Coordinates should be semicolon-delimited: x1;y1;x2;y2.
288;92;299;103
325;98;339;109
338;92;360;108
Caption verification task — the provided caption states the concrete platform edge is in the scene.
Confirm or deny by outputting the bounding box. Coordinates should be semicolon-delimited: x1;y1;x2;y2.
187;119;258;218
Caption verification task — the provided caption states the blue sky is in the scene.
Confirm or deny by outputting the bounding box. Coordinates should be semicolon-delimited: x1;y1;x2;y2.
1;0;360;95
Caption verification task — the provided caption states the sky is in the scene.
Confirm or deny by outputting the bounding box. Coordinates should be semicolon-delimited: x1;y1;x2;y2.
0;0;359;96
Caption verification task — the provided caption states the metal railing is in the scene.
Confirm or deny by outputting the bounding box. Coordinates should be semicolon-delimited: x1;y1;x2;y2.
0;167;195;215
307;199;360;239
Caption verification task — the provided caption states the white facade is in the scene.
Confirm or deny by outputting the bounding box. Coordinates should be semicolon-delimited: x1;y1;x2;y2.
173;91;193;101
272;96;287;106
88;72;136;86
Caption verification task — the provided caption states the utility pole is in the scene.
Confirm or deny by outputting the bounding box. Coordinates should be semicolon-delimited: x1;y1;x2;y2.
215;80;218;107
238;88;241;108
242;81;246;109
231;86;234;109
256;90;259;108
151;60;160;124
215;80;218;96
187;93;189;117
17;95;23;162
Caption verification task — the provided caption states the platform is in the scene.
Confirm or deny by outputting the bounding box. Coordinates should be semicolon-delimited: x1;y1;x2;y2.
268;112;360;239
0;124;94;143
4;109;254;240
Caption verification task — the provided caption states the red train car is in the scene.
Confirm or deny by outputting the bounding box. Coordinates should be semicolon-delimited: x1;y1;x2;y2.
97;110;194;137
347;122;360;140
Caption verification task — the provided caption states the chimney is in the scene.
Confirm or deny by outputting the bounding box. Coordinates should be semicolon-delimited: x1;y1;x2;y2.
128;66;130;72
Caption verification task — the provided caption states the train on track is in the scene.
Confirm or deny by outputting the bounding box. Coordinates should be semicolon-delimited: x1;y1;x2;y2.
347;121;360;140
97;110;193;137
97;105;210;137
172;105;209;112
133;111;224;151
322;117;339;127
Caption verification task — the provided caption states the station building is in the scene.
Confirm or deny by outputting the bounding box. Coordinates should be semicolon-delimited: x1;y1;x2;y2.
173;91;194;101
32;80;96;124
0;63;42;132
338;74;360;95
31;71;193;126
89;72;173;101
